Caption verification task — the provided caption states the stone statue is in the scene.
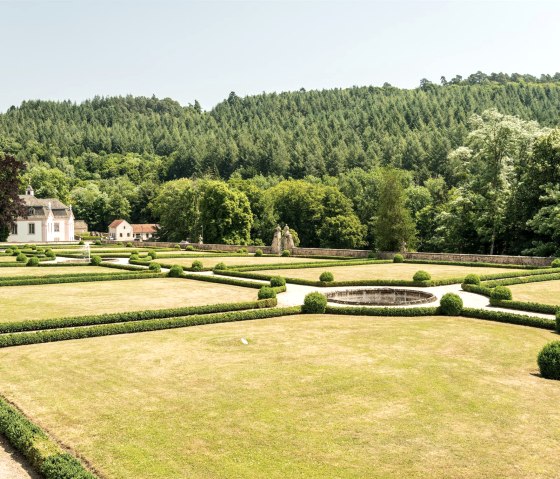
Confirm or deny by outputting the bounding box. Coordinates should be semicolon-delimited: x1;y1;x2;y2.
281;225;295;251
271;225;282;254
198;235;203;245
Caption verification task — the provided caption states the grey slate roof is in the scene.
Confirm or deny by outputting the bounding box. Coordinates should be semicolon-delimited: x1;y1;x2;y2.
17;195;73;220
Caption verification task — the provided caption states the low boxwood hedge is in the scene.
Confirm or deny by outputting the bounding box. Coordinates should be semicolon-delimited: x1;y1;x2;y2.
230;259;388;272
0;272;163;287
461;307;556;330
325;305;438;316
463;274;481;285
191;260;204;271
488;299;558;315
270;276;286;287
0;306;302;349
258;286;276;299
182;273;264;289
490;286;513;301
0;397;96;479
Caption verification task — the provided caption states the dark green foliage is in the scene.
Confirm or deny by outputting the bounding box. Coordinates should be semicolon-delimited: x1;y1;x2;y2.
319;271;334;282
302;292;328;313
148;262;161;272
78;240;85;245
129;253;140;262
461;307;555;330
45;249;56;259
281;249;291;257
0;154;27;240
490;286;513;301
213;262;227;272
27;256;40;267
16;253;27;263
325;305;438;316
439;293;463;315
254;248;263;257
489;299;558;315
168;264;184;277
537;341;560;379
148;250;157;259
126;242;133;247
258;286;276;300
186;245;195;251
270;276;286;287
191;260;203;271
393;254;404;263
551;258;560;268
90;255;102;266
464;274;481;285
412;270;431;281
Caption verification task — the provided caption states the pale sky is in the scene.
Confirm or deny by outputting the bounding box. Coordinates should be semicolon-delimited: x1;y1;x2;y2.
1;0;559;112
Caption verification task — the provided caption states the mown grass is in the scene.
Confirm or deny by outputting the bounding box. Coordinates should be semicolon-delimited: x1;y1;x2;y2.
0;315;558;479
0;266;123;278
250;263;525;282
0;278;257;322
509;279;560;305
155;255;328;268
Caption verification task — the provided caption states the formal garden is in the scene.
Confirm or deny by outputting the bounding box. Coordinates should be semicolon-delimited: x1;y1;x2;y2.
0;242;559;479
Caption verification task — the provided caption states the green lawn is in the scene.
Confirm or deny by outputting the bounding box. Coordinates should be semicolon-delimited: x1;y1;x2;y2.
251;263;525;282
0;278;257;322
0;265;124;277
0;315;558;479
509;280;560;305
155;255;328;268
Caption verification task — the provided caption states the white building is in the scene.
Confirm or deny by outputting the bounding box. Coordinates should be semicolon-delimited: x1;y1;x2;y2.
108;219;157;241
8;186;75;243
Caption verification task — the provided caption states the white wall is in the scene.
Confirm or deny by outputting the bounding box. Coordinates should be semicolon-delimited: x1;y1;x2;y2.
7;220;45;243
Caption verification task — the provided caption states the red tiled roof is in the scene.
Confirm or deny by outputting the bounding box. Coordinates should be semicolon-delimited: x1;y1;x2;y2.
108;219;127;229
132;224;157;234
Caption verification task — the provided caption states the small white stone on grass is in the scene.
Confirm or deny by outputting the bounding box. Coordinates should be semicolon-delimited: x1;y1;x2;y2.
240;338;249;345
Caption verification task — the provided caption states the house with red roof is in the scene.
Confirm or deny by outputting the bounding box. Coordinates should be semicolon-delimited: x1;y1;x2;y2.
108;219;158;241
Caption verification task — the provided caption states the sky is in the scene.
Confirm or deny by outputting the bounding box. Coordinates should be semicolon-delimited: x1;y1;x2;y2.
1;0;559;112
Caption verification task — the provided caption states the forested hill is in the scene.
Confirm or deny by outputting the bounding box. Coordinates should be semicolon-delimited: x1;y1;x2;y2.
1;74;560;183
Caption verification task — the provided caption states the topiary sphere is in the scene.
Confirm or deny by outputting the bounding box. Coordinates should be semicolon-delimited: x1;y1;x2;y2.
186;245;195;251
302;292;328;314
31;244;37;250
168;265;184;277
551;258;560;268
258;286;277;300
281;249;291;257
148;250;157;259
126;242;133;247
413;270;431;282
490;286;512;301
439;293;463;315
16;253;27;263
94;239;102;245
393;254;404;263
5;248;13;255
148;262;161;272
90;255;102;266
26;256;40;267
319;271;334;282
537;341;560;380
78;240;85;245
191;260;203;271
270;276;286;287
254;249;263;257
463;274;481;285
46;249;56;259
129;253;140;263
12;249;20;256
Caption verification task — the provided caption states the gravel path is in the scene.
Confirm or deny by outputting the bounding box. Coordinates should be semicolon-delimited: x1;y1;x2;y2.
0;437;39;479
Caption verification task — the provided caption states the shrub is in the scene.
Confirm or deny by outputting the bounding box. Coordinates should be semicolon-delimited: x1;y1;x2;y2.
126;242;133;247
319;271;334;282
23;244;29;249
11;249;19;256
191;260;203;271
94;239;102;245
148;262;161;272
78;240;85;245
393;254;404;263
254;248;263;257
31;244;37;250
258;286;277;300
213;262;227;272
237;248;248;254
90;255;102;266
174;244;181;249
4;248;13;255
270;276;286;287
551;258;560;268
27;256;40;267
302;292;328;314
16;253;27;263
168;265;184;277
537;341;560;380
439;293;463;315
186;245;195;251
129;253;140;262
463;274;481;285
368;251;377;259
413;270;431;281
148;250;157;259
490;286;513;301
281;249;291;257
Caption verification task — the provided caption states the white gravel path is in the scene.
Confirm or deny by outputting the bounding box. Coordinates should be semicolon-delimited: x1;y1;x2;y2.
0;437;39;479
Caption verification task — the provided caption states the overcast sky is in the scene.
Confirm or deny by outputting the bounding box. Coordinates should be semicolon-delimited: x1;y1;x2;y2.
1;0;559;112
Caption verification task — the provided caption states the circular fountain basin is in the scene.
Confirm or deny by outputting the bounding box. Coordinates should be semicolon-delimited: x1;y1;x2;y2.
326;288;436;306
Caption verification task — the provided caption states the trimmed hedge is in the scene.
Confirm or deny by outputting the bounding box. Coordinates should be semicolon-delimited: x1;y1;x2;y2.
551;258;560;268
27;256;40;267
319;271;334;282
463;274;481;285
90;255;102;266
191;260;204;271
302;292;327;313
403;259;539;270
168;265;184;277
461;307;556;330
413;270;431;281
254;249;263;257
0;272;163;287
182;273;265;289
0;397;96;478
281;249;291;257
0;298;278;334
270;276;286;287
490;286;513;301
439;293;463;315
325;305;438;316
16;253;27;263
231;258;387;272
482;271;560;288
461;283;492;296
258;286;276;299
393;254;404;263
489;299;558;315
149;262;162;272
0;306;302;349
538;341;560;380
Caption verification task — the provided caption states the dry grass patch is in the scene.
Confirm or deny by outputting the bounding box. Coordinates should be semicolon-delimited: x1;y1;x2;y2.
252;263;525;282
0;278;256;322
0;266;124;278
0;316;558;479
155;255;328;268
509;280;560;305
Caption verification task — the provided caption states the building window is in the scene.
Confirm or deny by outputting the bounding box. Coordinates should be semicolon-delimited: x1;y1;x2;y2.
54;223;60;232
120;232;123;237
127;232;130;237
29;223;35;235
11;224;17;235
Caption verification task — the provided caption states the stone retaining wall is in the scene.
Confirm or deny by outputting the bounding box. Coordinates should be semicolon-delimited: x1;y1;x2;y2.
377;251;551;267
